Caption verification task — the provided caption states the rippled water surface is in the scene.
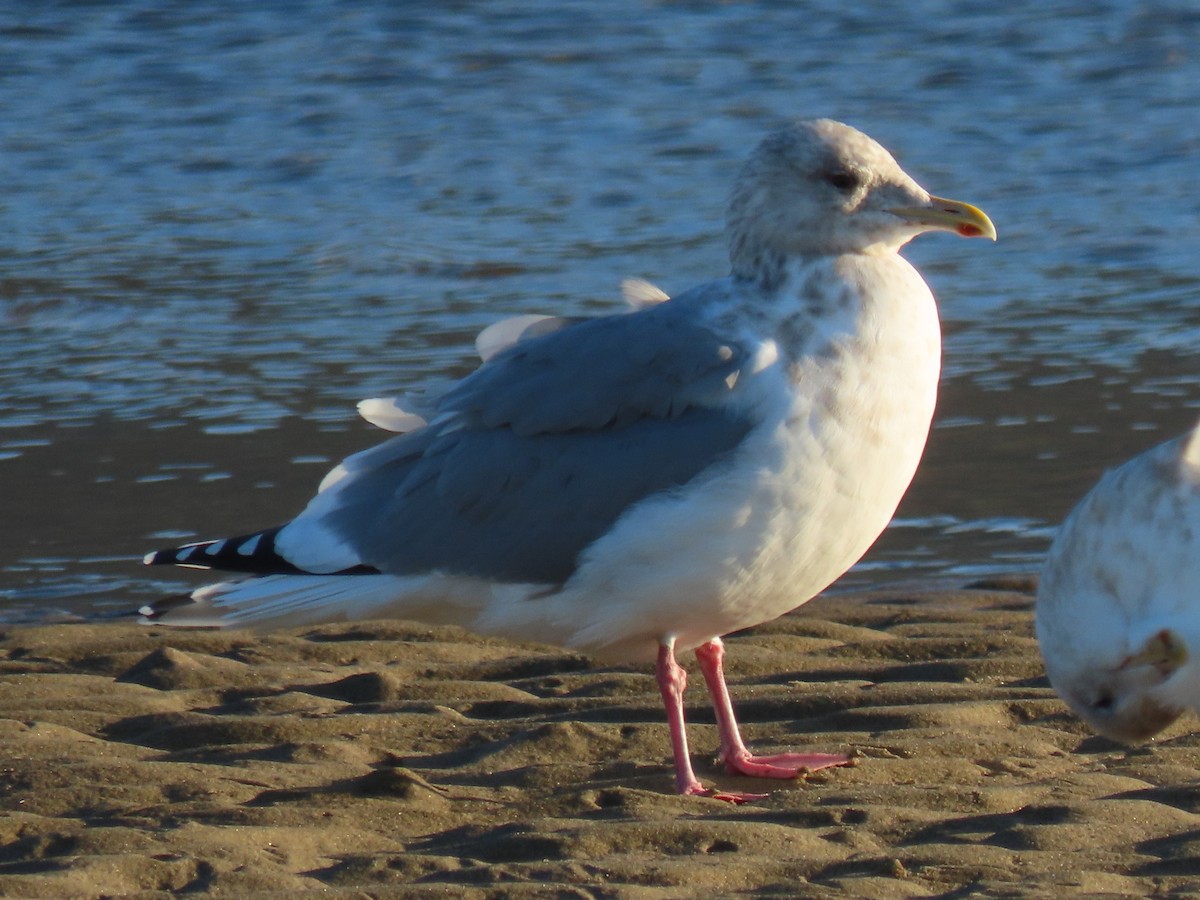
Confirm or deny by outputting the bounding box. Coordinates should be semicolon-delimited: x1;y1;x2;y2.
5;2;1200;621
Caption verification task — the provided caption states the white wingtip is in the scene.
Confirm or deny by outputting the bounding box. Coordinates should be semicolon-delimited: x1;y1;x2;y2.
356;397;428;433
1182;420;1200;471
620;278;670;309
318;462;351;493
475;314;557;363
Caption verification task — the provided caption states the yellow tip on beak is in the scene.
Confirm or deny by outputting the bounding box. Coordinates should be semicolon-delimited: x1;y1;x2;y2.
889;196;997;241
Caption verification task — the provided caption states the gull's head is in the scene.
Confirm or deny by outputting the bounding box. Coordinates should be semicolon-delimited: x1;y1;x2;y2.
1036;611;1187;743
726;119;995;279
1036;426;1200;742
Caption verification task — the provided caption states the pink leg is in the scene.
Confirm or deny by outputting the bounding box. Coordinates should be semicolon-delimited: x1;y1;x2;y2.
655;638;763;803
695;637;851;780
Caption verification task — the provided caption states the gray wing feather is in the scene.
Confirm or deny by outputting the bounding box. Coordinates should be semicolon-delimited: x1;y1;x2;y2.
319;293;756;583
327;406;752;583
441;296;745;435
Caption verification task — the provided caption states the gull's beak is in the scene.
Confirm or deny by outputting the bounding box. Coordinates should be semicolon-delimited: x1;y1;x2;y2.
1120;628;1189;677
889;196;997;241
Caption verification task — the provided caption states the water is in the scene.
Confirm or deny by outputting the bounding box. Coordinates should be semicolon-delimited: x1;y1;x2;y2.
4;1;1200;622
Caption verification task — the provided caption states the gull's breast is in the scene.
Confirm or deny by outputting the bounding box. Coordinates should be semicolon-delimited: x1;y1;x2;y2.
540;255;943;659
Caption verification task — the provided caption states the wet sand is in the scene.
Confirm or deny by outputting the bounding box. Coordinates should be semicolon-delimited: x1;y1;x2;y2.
0;580;1197;898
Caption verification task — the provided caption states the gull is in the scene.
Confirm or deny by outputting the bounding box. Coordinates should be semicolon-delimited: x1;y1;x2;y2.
1037;422;1200;743
143;119;995;801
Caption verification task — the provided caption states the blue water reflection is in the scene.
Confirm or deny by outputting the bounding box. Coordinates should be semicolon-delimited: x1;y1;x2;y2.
3;2;1200;619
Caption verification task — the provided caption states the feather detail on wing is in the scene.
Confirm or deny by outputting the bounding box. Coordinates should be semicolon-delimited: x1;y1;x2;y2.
620;278;670;309
149;287;758;587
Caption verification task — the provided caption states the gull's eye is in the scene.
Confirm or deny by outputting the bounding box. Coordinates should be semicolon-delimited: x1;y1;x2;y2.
1091;690;1115;712
827;169;860;192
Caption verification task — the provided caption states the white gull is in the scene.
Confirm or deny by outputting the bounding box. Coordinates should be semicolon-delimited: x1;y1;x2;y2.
1038;422;1200;743
143;119;995;801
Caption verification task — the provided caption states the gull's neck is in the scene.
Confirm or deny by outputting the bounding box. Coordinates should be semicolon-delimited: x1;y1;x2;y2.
730;246;790;293
732;250;864;302
731;245;904;297
718;247;937;376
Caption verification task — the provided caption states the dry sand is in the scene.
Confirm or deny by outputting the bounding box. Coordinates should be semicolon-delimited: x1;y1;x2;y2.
0;579;1197;898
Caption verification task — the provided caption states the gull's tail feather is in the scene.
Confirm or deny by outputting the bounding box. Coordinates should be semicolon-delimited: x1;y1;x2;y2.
137;569;536;633
138;573;441;631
